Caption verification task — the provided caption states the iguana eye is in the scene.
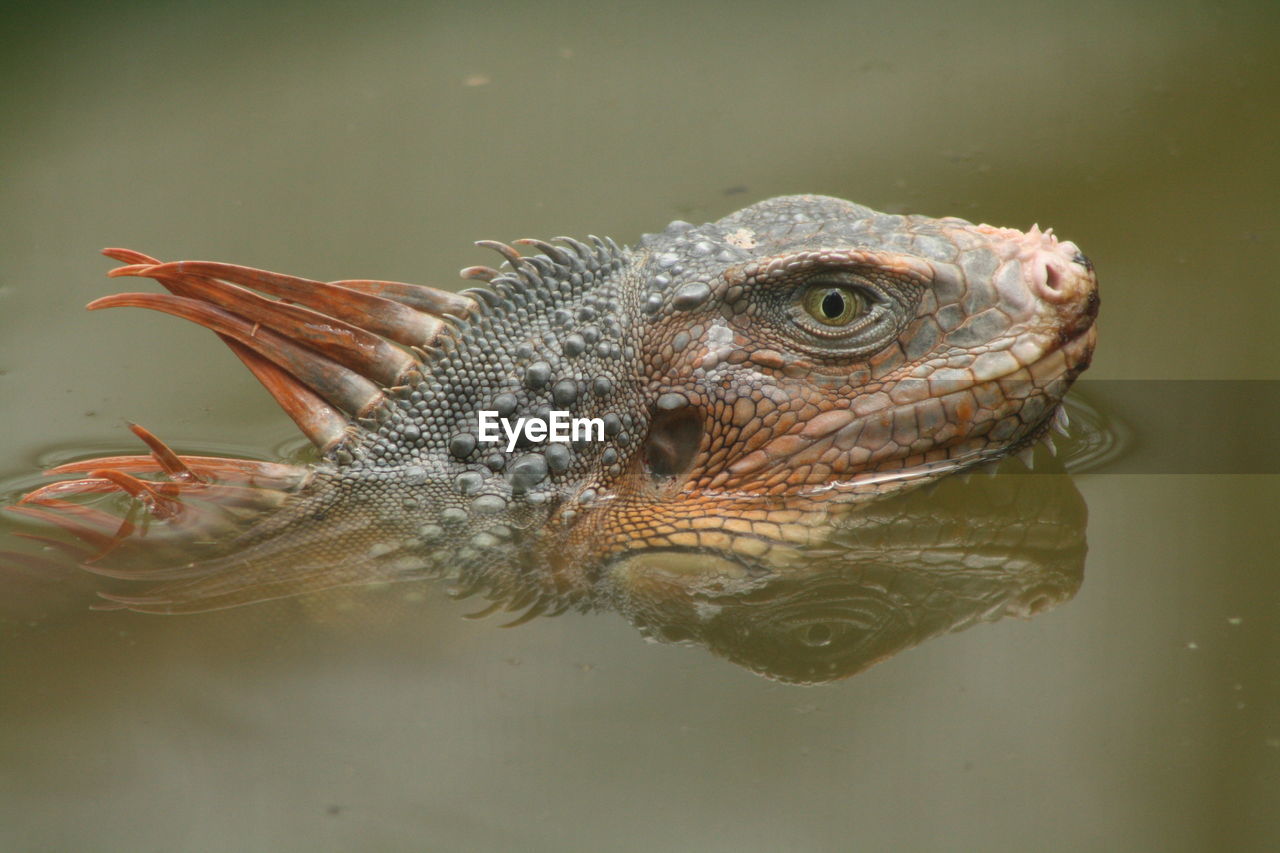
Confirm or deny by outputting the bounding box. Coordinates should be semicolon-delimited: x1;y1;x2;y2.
767;264;922;358
802;285;866;327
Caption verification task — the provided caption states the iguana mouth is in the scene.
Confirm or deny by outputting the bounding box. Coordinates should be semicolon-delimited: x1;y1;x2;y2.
759;316;1097;499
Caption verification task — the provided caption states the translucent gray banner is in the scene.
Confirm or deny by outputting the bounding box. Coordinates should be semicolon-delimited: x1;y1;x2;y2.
1060;380;1279;475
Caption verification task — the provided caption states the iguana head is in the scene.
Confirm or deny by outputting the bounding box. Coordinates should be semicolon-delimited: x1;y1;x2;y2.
10;195;1097;619
401;195;1097;582
630;194;1098;499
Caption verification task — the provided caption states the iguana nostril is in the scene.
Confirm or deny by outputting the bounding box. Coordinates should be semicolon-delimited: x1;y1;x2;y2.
1043;261;1062;293
1028;248;1092;307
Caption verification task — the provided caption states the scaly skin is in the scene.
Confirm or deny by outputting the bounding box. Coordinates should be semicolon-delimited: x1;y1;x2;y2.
9;195;1097;619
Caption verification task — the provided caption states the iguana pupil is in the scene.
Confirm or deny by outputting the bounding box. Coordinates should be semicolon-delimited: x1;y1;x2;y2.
821;290;844;319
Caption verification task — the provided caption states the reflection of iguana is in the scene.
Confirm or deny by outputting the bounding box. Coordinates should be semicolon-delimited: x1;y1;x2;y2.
10;195;1098;620
616;466;1089;683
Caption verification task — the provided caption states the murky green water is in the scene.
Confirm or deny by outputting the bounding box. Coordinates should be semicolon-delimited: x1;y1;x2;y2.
2;1;1277;850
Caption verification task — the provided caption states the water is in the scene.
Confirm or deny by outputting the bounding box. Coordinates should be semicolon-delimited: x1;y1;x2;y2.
2;1;1277;850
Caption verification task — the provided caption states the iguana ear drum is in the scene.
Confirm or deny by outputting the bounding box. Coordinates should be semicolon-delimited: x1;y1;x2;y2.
643;406;703;483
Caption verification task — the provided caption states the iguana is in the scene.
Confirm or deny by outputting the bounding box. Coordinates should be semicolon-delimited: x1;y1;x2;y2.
8;194;1099;637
